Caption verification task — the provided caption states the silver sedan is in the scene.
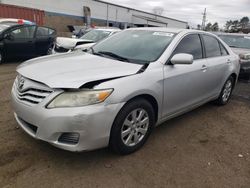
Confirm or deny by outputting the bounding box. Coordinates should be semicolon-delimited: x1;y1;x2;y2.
11;28;240;155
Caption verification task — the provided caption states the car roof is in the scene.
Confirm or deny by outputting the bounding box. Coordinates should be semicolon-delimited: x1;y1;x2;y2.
94;28;121;32
127;27;212;35
0;18;35;25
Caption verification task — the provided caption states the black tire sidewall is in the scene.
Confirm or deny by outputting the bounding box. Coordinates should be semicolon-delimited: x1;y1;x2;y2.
110;98;155;155
217;76;234;105
0;51;3;64
47;47;53;55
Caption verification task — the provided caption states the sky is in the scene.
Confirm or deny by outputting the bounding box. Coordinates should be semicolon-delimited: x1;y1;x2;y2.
105;0;250;28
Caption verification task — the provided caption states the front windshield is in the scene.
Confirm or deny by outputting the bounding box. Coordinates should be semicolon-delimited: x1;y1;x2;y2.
80;30;111;42
92;30;175;64
219;35;250;49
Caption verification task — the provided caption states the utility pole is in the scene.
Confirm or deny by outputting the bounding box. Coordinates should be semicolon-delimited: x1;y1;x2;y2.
201;8;207;30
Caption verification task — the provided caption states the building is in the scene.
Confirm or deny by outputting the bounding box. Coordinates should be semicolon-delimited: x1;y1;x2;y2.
0;0;188;36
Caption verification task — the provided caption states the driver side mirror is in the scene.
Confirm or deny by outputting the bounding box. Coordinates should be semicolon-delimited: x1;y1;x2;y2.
4;33;14;40
170;53;194;65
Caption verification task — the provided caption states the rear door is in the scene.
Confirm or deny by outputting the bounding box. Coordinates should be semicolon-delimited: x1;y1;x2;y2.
201;34;230;96
4;25;36;58
163;34;210;117
35;26;56;55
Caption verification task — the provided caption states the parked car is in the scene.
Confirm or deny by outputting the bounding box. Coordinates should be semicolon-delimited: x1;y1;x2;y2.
71;27;92;38
12;28;240;155
0;19;56;64
53;28;120;53
217;33;250;79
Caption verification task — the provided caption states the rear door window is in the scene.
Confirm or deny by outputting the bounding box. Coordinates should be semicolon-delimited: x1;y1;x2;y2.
36;27;49;37
48;28;55;35
202;35;221;58
36;27;55;37
173;34;203;60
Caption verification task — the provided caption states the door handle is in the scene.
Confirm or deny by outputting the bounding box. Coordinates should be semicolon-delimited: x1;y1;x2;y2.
201;65;207;72
226;59;231;64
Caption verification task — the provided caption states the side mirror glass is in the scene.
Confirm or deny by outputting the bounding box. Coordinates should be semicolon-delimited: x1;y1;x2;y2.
170;53;194;65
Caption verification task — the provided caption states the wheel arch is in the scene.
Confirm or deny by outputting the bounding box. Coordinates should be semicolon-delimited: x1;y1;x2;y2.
230;73;238;88
122;94;159;123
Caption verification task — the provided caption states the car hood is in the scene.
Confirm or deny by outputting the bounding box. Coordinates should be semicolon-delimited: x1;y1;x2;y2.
17;53;142;89
231;47;250;55
56;37;94;49
74;43;96;50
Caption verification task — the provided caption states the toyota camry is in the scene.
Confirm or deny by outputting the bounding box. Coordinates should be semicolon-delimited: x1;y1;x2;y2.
11;28;240;155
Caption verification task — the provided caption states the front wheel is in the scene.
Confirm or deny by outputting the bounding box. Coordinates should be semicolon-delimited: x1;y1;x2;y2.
109;98;155;155
215;76;234;105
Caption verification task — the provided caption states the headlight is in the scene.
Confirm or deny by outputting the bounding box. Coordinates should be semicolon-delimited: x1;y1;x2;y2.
47;89;113;108
239;53;250;60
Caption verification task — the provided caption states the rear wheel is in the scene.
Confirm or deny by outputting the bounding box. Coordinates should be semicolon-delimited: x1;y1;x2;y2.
0;51;4;64
215;76;234;105
109;98;155;155
47;46;53;55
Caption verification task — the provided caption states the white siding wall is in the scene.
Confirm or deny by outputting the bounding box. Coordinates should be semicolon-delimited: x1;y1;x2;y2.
1;0;187;28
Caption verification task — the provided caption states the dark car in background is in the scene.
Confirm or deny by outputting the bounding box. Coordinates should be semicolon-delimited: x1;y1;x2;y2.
217;33;250;80
0;19;56;64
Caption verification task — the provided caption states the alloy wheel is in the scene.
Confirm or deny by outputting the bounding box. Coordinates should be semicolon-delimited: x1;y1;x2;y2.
121;108;149;147
222;79;232;102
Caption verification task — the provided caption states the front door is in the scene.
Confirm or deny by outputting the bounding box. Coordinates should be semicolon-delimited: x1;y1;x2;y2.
162;34;210;117
4;25;36;58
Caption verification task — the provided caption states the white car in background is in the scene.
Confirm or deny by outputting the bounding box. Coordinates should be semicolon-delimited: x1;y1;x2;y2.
53;28;120;53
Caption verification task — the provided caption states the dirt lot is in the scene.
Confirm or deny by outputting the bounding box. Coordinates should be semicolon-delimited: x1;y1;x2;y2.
0;63;250;188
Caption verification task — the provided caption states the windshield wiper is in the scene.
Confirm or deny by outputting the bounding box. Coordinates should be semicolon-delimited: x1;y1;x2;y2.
229;45;240;48
89;48;149;64
97;51;130;62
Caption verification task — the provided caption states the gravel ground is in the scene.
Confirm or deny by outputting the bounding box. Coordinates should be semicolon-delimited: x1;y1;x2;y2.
0;63;250;188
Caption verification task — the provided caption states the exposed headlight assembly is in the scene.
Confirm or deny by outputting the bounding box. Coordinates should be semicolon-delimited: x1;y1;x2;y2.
239;53;250;60
47;89;113;108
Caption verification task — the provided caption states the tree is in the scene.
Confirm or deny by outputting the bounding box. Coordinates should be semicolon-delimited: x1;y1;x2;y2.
205;22;212;31
197;24;201;30
232;20;240;28
224;16;250;33
152;7;164;16
225;20;233;30
211;22;219;31
240;17;249;28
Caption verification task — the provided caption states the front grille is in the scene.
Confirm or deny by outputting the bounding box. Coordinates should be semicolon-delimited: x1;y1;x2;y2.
58;133;80;145
14;76;53;106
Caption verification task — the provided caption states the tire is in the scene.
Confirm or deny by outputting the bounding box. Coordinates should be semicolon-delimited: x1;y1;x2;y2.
47;47;53;55
0;51;4;64
109;98;155;155
215;76;234;105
